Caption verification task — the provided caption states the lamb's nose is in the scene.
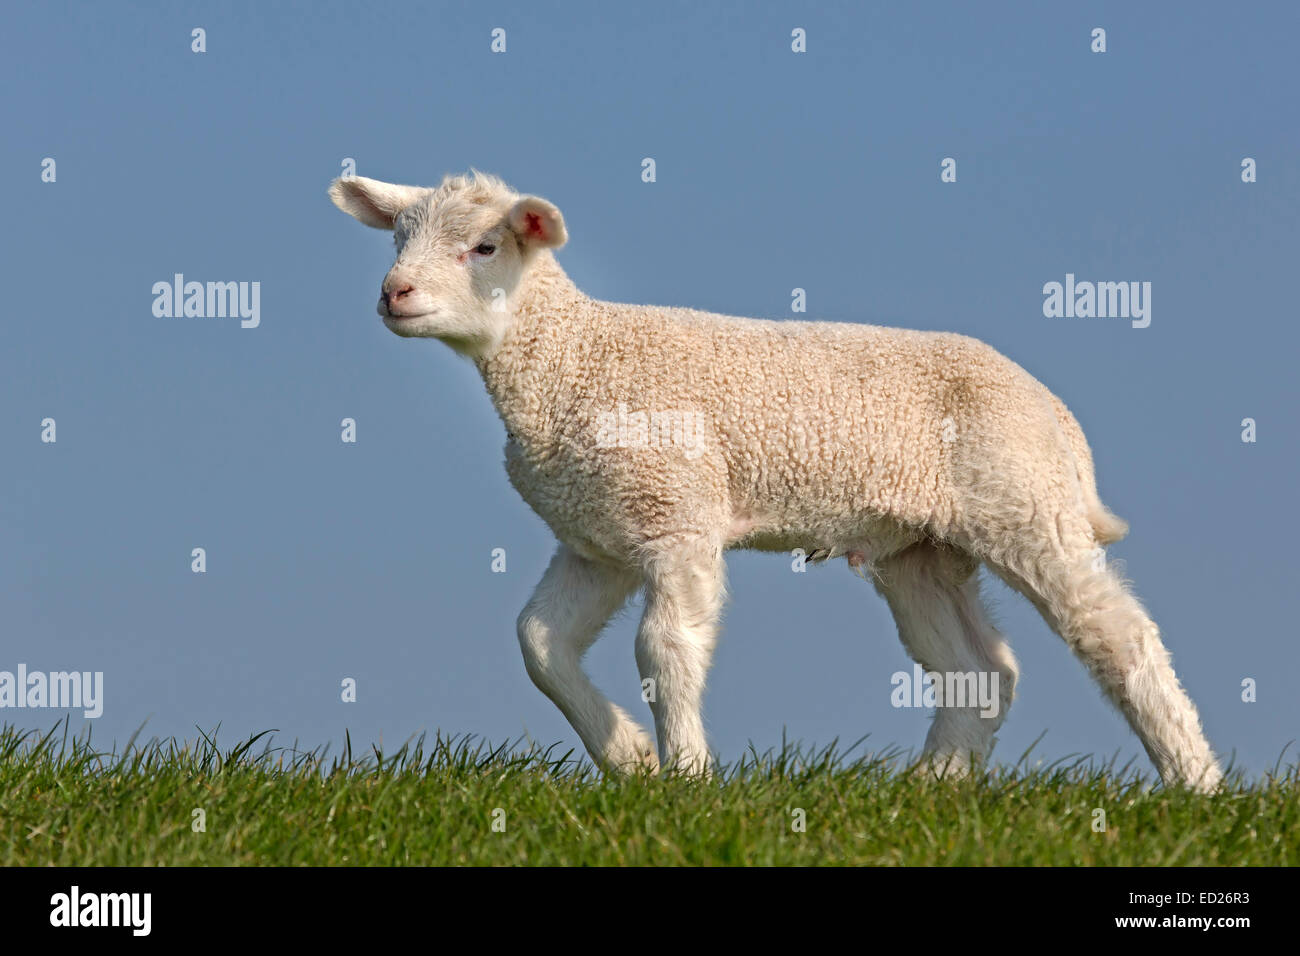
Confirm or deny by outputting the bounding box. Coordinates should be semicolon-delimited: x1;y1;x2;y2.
383;284;415;306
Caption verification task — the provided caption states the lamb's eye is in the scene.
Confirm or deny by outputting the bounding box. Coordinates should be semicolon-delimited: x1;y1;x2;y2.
475;242;496;256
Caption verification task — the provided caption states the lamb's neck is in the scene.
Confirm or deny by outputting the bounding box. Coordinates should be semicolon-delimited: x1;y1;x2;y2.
475;251;589;441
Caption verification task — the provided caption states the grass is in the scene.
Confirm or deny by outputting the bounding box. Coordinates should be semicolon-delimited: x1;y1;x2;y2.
1;722;1295;866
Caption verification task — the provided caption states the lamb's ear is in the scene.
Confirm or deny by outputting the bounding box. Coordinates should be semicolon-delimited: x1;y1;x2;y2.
329;176;427;230
507;196;567;249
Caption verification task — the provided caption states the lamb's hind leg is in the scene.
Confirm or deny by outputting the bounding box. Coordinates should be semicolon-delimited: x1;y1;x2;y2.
985;512;1221;791
873;542;1019;776
517;545;658;773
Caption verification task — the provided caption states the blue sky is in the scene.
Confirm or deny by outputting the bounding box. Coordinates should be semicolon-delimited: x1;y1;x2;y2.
3;0;1297;777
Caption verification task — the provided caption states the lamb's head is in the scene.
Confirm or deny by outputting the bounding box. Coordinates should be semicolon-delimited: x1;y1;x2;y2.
328;171;566;354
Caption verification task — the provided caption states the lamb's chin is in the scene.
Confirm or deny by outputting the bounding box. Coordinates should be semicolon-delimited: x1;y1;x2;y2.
382;315;439;337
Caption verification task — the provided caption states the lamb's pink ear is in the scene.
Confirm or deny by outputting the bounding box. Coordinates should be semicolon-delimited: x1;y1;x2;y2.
507;196;567;249
328;176;428;230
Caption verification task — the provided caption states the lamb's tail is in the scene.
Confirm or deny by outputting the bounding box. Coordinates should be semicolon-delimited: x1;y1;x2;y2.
1050;395;1129;545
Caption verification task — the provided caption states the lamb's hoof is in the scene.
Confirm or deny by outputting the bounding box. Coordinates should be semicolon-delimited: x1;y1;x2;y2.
910;752;975;781
1169;762;1224;794
660;754;714;780
605;752;659;777
601;732;661;776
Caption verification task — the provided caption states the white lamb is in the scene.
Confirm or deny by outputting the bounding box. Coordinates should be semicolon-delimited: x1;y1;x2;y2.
329;171;1222;790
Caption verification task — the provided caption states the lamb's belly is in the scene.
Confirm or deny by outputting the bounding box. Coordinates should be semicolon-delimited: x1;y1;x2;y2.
723;441;952;552
734;520;919;563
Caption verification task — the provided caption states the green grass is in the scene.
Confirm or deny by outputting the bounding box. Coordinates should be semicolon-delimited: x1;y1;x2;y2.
2;722;1295;866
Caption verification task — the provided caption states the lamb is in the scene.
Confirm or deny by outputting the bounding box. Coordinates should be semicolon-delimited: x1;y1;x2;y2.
329;170;1222;791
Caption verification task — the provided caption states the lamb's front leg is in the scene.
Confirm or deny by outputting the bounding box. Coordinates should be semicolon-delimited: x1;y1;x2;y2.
517;545;658;773
635;537;725;776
